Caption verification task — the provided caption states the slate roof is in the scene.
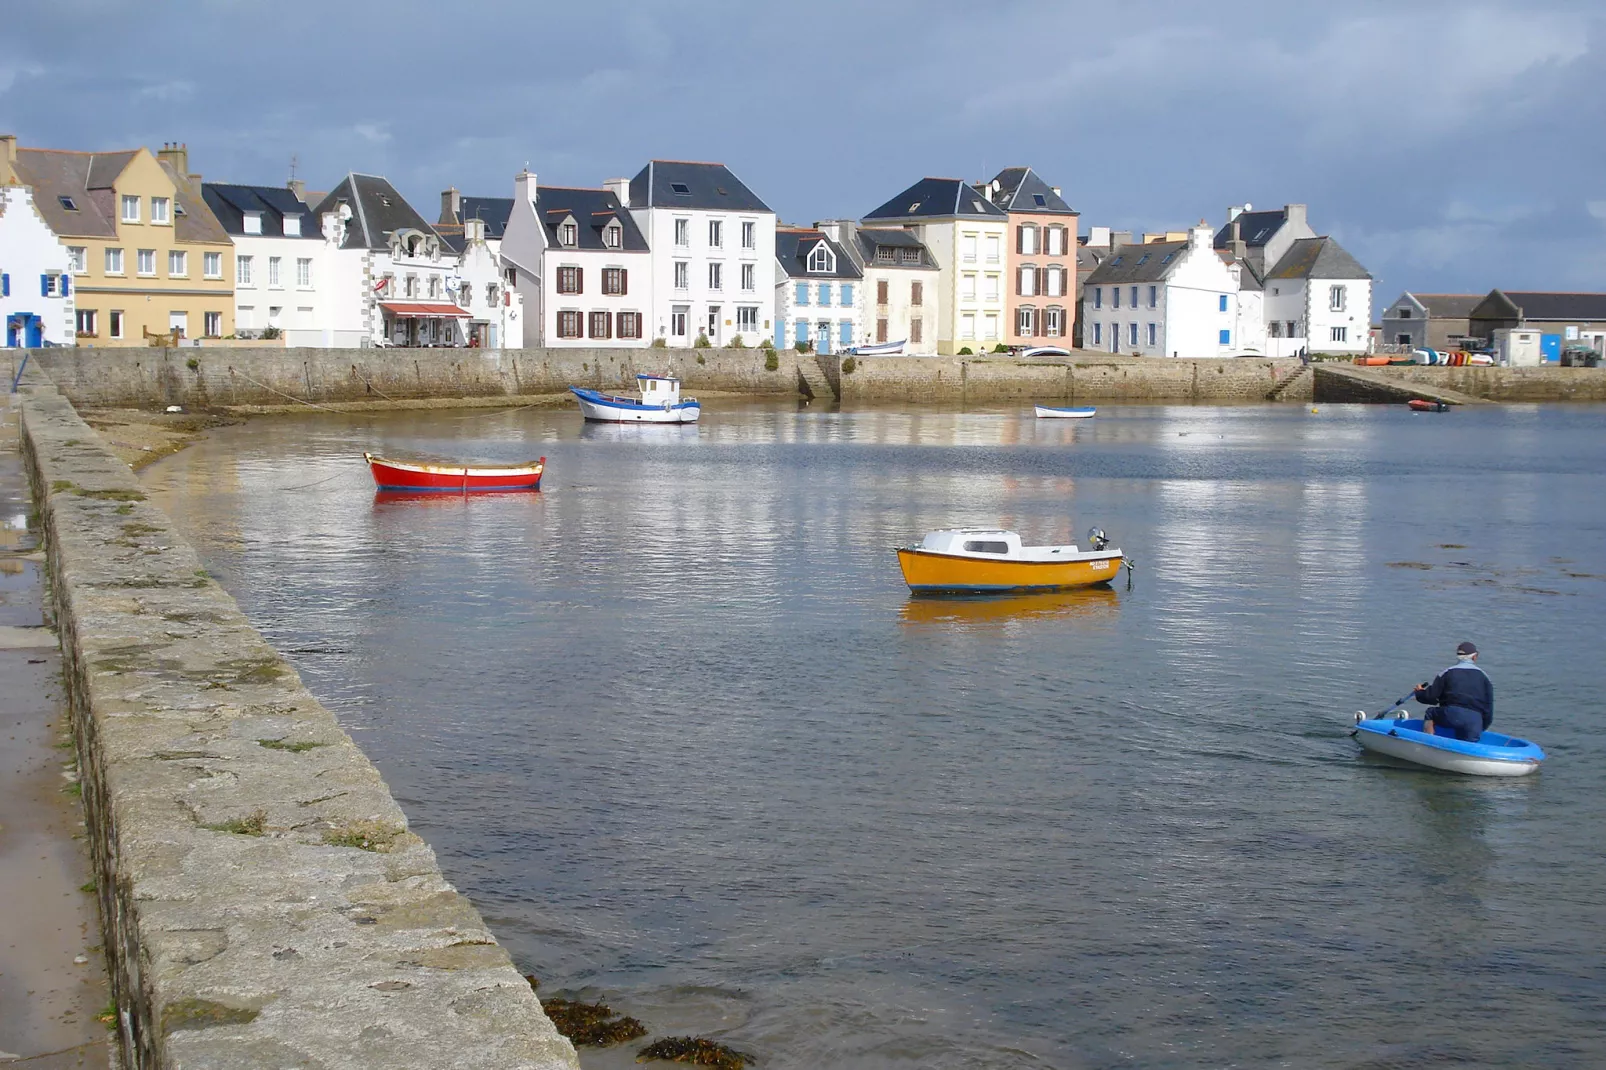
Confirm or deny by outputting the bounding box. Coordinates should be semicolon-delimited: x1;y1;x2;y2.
10;148;136;238
202;183;320;239
863;177;1007;221
1213;209;1290;249
1264;236;1371;281
1391;293;1480;318
628;160;771;213
1224;251;1263;291
852;227;937;269
538;186;648;252
1083;241;1187;286
311;174;439;251
983;167;1077;215
437;196;515;252
158;162;232;245
1474;291;1606;321
775;229;862;280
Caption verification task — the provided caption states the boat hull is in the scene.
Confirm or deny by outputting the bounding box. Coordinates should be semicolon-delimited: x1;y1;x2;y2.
897;547;1123;593
1034;405;1096;419
364;452;544;492
1408;399;1450;412
1353;718;1543;776
570;387;701;423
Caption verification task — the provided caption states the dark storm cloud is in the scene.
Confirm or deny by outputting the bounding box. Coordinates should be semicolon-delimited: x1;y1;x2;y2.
3;0;1602;306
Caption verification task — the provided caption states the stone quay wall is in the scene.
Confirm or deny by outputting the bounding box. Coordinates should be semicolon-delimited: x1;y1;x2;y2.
17;376;578;1069
836;355;1309;403
1363;365;1606;402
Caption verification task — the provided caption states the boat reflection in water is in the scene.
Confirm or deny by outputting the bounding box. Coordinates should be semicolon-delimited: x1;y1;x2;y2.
578;420;701;442
371;489;547;509
899;586;1121;626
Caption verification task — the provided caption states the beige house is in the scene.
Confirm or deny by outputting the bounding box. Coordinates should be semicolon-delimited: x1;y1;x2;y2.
0;137;234;345
977;167;1079;347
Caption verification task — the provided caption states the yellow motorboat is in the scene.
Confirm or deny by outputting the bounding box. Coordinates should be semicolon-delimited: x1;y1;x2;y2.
896;528;1125;594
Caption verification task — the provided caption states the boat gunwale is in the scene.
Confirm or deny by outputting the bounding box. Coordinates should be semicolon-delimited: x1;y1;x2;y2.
569;386;701;412
1352;718;1544;763
363;452;545;478
897;545;1125;566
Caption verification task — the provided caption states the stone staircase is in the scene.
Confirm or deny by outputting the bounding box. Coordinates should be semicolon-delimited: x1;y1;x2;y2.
796;356;836;401
1268;364;1314;402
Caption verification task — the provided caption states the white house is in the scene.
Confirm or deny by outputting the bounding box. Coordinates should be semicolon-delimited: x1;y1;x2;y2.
817;219;940;353
624;160;775;347
862;177;1009;354
500;172;651;348
1261;237;1373;357
773;228;862;354
201;182;331;345
0;183;74;347
436;191;522;347
1213;203;1316;282
311;174;463;347
1082;224;1247;358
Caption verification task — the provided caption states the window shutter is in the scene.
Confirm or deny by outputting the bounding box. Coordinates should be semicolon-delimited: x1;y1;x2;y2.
1016;226;1024;255
42;274;50;297
911;281;921;306
620;268;628;296
877;279;888;304
1015;268;1023;297
62;275;71;296
1037;268;1047;297
1;274;7;297
576;267;584;294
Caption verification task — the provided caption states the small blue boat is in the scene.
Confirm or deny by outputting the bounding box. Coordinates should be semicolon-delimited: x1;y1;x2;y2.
569;374;701;423
1034;404;1096;419
1351;715;1544;776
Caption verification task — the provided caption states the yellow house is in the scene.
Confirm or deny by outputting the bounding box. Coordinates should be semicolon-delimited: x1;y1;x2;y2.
0;137;234;346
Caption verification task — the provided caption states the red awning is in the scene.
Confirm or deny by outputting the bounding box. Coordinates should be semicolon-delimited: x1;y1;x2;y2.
379;302;471;318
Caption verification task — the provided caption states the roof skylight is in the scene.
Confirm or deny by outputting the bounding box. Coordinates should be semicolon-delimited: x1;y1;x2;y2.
670;182;690;195
58;195;78;211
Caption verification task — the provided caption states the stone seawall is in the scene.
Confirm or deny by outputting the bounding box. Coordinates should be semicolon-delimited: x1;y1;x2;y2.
30;346;797;410
837;355;1308;403
18;377;577;1069
1365;365;1606;402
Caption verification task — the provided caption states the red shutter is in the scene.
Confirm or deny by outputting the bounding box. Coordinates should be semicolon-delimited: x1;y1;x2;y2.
1037;268;1048;297
576;267;584;294
620;268;628;296
911;281;921;307
877;279;888;305
1016;225;1024;255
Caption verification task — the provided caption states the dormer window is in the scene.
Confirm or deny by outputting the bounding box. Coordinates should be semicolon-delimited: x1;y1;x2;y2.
603;221;621;249
875;247;894;264
282;213;301;236
807;242;834;274
243;211;263;235
559;220;578;247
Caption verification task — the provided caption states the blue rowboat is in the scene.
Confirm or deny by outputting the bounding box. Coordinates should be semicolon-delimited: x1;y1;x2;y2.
1351;715;1544;777
1034;404;1096;419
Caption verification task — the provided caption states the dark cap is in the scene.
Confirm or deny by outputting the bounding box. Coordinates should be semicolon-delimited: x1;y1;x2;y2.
1456;641;1478;656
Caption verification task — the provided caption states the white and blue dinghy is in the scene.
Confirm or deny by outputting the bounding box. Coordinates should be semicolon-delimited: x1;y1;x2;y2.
1351;711;1545;777
570;373;701;424
1033;404;1097;419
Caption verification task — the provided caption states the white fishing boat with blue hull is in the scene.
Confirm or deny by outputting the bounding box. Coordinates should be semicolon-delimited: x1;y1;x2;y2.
1034;404;1096;419
570;373;701;424
1351;715;1544;777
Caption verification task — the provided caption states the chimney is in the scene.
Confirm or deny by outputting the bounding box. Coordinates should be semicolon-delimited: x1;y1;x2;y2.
1086;225;1111;248
156;141;189;177
288;178;306;200
816;219;846;243
466;217;485;244
514;170;538;209
604;177;629;207
440;186;461;225
1227;204;1243;223
1285;203;1308;232
1;133;16;173
1051;186;1062;197
1190;222;1212;248
1111;230;1134;249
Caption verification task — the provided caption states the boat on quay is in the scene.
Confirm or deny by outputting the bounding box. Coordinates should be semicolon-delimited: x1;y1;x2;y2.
1408;398;1451;413
847;339;906;356
1351;714;1544;777
1033;404;1097;419
570;373;701;423
363;452;545;492
896;528;1125;594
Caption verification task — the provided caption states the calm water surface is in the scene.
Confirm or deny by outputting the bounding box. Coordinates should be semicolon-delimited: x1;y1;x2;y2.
143;401;1606;1069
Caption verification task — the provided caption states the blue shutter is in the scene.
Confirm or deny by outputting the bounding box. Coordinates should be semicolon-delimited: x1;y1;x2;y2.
1218;294;1228;312
42;274;50;297
818;283;830;306
839;320;852;344
1;273;9;297
796;282;808;306
1220;329;1231;345
797;319;809;342
62;275;71;296
840;283;853;306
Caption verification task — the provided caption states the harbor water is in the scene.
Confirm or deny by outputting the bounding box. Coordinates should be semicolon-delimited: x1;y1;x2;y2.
143;401;1606;1069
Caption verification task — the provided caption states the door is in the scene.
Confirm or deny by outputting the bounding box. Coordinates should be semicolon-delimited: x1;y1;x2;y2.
706;307;720;345
816;320;832;354
25;315;43;347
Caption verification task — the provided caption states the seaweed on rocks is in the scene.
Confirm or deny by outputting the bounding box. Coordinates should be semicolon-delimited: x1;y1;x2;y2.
539;996;648;1046
637;1036;751;1068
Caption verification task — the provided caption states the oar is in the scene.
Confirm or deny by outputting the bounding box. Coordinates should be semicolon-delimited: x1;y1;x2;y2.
1349;690;1417;735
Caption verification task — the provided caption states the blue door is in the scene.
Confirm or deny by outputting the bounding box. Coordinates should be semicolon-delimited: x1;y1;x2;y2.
25;315;43;347
7;314;42;348
1541;334;1561;363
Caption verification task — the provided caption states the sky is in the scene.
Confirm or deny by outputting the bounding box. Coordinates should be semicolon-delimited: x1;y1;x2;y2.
3;0;1603;311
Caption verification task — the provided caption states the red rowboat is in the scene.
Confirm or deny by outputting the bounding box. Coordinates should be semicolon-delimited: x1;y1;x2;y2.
363;452;545;492
1407;399;1450;413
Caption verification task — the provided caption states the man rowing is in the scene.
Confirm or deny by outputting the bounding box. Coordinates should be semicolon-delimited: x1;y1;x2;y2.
1414;641;1493;742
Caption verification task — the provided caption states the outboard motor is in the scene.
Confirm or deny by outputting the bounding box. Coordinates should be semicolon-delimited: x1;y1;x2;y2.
1086;527;1109;551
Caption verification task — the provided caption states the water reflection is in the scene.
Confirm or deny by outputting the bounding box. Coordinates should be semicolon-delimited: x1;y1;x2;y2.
899;587;1121;627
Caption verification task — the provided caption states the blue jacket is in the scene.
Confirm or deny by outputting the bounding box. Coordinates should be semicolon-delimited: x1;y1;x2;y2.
1415;661;1493;728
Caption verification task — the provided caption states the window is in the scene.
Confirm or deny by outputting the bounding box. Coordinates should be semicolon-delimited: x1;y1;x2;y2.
984;234;1000;263
1329;285;1347;312
1093;322;1102;345
875;246;895;264
1148;323;1157;346
59;195;78;212
557;266;582;294
741;221;756;249
296;258;312;287
1045;226;1066;256
737;305;758;334
708;262;723;290
840;283;853;306
169;311;188;338
1287;320;1299;337
1219;329;1232;345
964;540;1010;554
1269;322;1282;338
911;280;923;307
109;310;123;338
1397;308;1412;319
589;311;612;339
1017;307;1036;336
673;218;690;246
1044;307;1063;337
1018;224;1039;255
1148;285;1157;308
877;279;889;305
266;257;281;286
557;310;582;338
1130;286;1138;307
151;197;170;224
961;274;976;301
1018;266;1037;296
1112;287;1120;309
816;282;830;306
910;317;923;343
617;311;642;339
404;276;417;298
1129;322;1139;346
740;263;755;291
1219;294;1229;312
708;220;723;248
603;222;621;249
1044;267;1064;297
602;267;627;295
983;313;998;340
671;306;689;336
460;281;473;305
961;234;977;263
1331;326;1348;342
429;276;441;299
1396;333;1412;344
204;252;222;279
673;261;689;290
204;311;222;337
807;243;832;273
76;309;97;336
168;250;186;277
121;195;140;222
559;221;577;246
41;273;61;297
796;282;810;306
960;313;976;339
897;247;919;264
282;214;301;237
670;182;691;195
1093;287;1101;309
236;255;252;285
137;249;156;276
243;211;262;235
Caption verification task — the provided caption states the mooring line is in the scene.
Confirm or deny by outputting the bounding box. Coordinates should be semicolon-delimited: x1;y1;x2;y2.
227;369;349;414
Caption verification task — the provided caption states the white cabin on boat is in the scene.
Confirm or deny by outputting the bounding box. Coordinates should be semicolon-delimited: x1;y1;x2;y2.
638;373;681;404
918;529;1099;561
